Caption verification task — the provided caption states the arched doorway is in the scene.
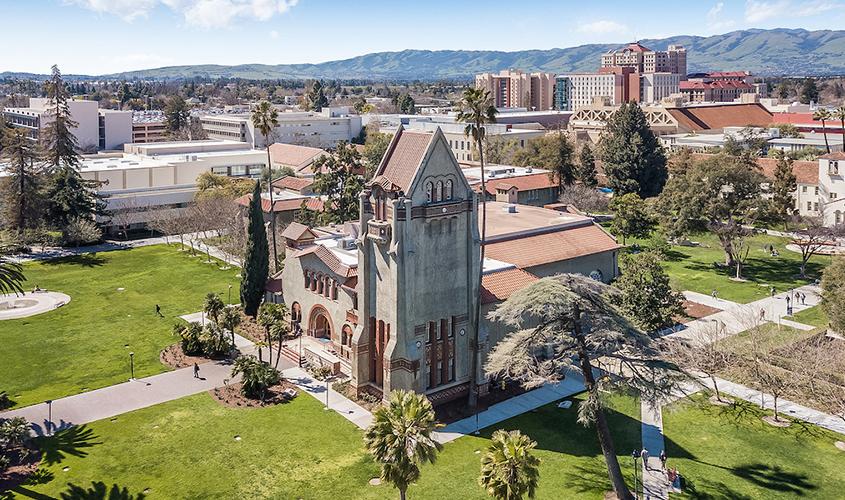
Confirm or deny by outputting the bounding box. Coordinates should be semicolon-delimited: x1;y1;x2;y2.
308;305;333;340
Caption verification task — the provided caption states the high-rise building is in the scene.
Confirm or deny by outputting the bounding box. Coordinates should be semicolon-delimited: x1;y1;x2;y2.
601;43;687;79
554;69;678;111
475;70;555;110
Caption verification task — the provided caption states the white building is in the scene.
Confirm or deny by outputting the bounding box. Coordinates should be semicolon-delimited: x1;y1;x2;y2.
819;152;845;226
404;121;546;163
640;73;681;103
78;140;267;231
3;98;132;151
200;106;362;149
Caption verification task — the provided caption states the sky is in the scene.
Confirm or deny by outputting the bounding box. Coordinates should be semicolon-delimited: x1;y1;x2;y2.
3;0;845;75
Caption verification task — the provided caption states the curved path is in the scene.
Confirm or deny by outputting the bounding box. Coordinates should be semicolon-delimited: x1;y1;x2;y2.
0;291;71;320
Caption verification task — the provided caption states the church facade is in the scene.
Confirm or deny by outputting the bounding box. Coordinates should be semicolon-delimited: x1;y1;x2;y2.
270;126;620;404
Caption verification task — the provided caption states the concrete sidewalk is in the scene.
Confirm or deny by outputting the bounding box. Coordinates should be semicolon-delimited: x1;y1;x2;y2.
434;372;586;444
640;399;668;500
281;367;373;430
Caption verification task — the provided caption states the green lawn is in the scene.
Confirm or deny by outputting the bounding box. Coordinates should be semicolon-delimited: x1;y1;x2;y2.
791;305;829;328
0;245;239;408
626;231;831;303
9;389;844;499
664;396;845;499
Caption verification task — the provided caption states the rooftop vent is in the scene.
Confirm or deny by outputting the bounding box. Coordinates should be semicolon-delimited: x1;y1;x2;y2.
339;236;357;250
503;204;518;214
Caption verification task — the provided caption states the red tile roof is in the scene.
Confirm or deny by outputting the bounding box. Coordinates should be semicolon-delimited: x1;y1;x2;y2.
623;42;652;53
281;222;317;241
236;194;324;213
667;103;773;132
269;143;328;173
373;127;434;193
485;224;620;269
477;173;557;195
820;152;845;160
294;244;357;278
273;176;313;192
679;80;753;90
481;268;538;304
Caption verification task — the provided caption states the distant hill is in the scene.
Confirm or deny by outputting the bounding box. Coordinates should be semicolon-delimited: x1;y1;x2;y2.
5;28;845;81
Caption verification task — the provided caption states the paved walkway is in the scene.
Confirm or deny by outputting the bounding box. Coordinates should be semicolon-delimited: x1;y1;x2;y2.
640;399;668;500
434;372;586;444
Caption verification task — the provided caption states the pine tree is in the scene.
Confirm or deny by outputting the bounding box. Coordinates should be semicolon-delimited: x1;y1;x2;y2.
770;152;797;229
306;80;329;112
164;95;190;134
599;103;667;198
0;128;45;231
241;181;270;318
311;142;364;224
41;65;105;228
577;144;597;187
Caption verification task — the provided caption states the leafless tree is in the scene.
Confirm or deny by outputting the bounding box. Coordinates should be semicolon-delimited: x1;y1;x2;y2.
107;196;147;240
558;184;609;214
791;211;845;278
666;322;731;403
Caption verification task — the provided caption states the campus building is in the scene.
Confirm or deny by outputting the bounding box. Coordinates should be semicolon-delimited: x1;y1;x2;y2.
131;111;168;144
265;126;619;404
3;98;132;151
554;69;679;111
601;42;687;77
475;70;556;111
200;107;362;149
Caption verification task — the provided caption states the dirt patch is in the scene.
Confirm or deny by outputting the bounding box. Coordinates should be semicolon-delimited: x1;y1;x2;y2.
159;343;216;369
681;300;722;322
234;311;265;344
434;381;533;424
209;380;298;408
0;445;41;491
762;415;791;427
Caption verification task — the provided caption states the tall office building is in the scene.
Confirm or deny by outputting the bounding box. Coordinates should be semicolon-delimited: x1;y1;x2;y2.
601;43;687;79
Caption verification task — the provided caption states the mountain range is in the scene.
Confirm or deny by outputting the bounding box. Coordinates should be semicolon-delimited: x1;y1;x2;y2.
4;28;845;81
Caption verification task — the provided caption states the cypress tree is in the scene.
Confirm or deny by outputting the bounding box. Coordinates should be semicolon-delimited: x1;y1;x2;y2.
241;181;269;318
599;103;667;198
770;152;797;229
577;144;598;187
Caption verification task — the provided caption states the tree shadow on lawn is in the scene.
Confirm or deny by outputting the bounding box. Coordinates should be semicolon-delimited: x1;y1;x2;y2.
36;424;102;466
11;481;148;500
40;254;107;269
682;257;817;287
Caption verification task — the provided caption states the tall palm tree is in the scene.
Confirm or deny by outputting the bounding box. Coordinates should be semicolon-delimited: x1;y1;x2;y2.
219;305;242;354
479;430;541;500
813;108;832;154
456;87;497;408
203;292;224;324
834;106;845;151
364;390;443;500
251;101;280;272
257;302;284;366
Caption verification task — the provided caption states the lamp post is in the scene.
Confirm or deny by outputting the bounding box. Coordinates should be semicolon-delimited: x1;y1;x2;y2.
45;400;53;436
298;324;303;367
324;375;331;411
129;351;135;380
632;449;640;499
228;284;232;304
473;384;481;435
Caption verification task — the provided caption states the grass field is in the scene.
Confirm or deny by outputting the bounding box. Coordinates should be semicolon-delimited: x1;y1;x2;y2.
664;396;845;499
0;245;239;408
791;305;829;328
625;231;831;303
11;389;845;499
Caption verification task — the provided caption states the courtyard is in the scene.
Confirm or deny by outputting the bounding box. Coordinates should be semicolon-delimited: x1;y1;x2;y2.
0;245;238;409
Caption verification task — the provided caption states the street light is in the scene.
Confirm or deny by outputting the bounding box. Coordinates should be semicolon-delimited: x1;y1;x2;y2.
632;449;640;498
324;375;332;410
473;384;481;435
129;352;135;380
228;284;232;304
297;324;303;367
45;400;53;436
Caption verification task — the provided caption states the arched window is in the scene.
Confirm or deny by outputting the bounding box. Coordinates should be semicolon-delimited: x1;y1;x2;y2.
317;274;324;295
445;180;453;200
426;182;433;203
435;180;443;202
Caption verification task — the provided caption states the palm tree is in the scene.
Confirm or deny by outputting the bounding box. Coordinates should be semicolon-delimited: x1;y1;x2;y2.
813;108;832;154
364;390;443;500
232;354;280;401
257;302;285;366
834;106;845;151
203;292;224;324
0;257;24;295
219;305;242;354
479;430;541;500
456;87;497;408
251;100;280;272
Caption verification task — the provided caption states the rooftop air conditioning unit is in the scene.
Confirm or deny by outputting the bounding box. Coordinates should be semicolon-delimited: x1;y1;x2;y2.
504;204;517;214
339;236;356;250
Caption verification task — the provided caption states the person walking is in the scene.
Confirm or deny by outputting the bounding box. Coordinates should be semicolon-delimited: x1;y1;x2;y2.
770;286;776;298
659;450;667;470
800;292;806;305
641;448;650;470
193;362;200;379
155;304;163;317
711;289;718;300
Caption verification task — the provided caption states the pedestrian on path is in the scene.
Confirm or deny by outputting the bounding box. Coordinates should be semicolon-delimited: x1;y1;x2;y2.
800;292;806;305
641;448;650;470
659;450;667;470
193;362;200;379
155;304;163;317
759;308;765;321
711;289;718;300
770;286;776;298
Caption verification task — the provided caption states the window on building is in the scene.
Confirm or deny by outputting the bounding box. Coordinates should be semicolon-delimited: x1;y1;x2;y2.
815;187;820;195
832;193;839;200
807;201;813;211
426;182;433;203
445;180;453;200
802;186;807;193
435;181;443;202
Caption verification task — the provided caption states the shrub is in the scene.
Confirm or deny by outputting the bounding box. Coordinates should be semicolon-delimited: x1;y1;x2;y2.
0;391;13;410
199;323;234;357
232;355;280;400
306;362;332;381
0;453;9;472
0;417;30;451
174;322;203;356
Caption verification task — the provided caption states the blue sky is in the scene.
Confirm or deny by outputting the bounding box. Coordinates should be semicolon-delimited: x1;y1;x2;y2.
4;0;845;75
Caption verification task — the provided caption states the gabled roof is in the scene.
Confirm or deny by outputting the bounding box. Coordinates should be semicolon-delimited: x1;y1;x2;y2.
485;224;620;269
281;222;317;241
481;268;538;305
295;244;357;279
269;143;328;173
477;173;558;195
371;126;435;193
273;176;314;192
667;103;773;132
236;194;324;213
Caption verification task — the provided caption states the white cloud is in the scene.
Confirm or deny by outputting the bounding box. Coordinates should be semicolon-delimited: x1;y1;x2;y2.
744;0;840;23
577;20;628;35
66;0;298;27
707;2;736;31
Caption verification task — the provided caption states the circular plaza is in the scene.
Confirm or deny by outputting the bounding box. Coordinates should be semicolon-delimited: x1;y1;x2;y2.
0;291;71;320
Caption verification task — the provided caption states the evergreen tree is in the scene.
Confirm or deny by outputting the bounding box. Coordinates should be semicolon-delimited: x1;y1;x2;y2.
513;132;575;188
305;80;329;112
799;78;819;104
770;152;797;229
164;95;190;134
609;193;655;245
577;144;597;187
599;103;667;198
41;65;104;228
241;181;270;318
0;128;45;231
615;251;684;332
311;142;364;224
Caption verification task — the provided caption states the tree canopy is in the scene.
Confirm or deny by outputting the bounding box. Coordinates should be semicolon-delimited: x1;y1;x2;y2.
599;103;667;198
615;251;684;332
311;142;364;224
241;181;269;318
